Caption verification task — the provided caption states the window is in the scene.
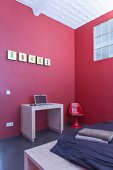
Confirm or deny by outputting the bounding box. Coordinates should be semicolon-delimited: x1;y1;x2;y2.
94;19;113;61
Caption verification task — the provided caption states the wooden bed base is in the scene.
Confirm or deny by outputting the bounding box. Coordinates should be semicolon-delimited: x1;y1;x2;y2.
24;141;86;170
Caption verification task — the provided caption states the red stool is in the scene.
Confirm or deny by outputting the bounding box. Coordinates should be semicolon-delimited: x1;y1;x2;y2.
69;103;84;128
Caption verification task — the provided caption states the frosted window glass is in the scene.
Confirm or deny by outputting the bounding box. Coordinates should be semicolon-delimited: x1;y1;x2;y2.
110;19;113;32
94;49;101;61
102;21;109;35
94;24;101;37
101;34;109;47
102;46;109;59
110;45;113;57
110;32;113;45
94;37;101;49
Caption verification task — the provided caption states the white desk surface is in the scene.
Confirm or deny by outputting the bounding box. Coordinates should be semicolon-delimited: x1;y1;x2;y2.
21;103;63;110
25;141;86;170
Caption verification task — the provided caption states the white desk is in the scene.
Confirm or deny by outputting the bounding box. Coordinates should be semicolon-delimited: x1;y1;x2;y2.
24;141;86;170
21;103;63;142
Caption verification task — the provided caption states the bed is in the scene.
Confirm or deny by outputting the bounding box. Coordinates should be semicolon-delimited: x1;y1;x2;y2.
51;120;113;170
24;140;86;170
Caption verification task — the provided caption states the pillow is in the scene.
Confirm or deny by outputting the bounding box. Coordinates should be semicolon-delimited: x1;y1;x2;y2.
78;128;113;142
75;134;108;144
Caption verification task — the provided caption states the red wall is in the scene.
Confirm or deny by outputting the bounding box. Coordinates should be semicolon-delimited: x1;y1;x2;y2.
75;11;113;124
0;0;75;138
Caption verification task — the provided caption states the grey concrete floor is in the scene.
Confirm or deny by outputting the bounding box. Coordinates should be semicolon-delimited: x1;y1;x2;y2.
0;124;77;170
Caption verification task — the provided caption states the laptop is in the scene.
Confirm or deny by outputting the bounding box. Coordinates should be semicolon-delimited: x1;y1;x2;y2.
34;95;52;105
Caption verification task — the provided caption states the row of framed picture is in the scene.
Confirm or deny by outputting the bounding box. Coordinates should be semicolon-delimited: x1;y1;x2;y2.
7;50;51;66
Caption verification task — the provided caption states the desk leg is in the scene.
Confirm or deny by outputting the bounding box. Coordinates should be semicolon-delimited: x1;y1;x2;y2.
47;107;63;133
21;106;35;142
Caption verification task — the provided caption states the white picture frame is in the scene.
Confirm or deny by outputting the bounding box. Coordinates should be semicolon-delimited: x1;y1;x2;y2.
19;52;27;62
36;56;44;65
44;58;51;66
28;55;36;64
7;50;17;61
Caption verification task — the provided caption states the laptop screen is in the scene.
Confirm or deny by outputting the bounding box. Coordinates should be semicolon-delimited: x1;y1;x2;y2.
34;95;47;105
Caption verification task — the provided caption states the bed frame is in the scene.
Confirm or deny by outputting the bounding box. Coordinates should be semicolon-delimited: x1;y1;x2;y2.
24;141;86;170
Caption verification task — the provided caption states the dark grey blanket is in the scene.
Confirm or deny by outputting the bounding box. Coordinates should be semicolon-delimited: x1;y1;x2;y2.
51;121;113;170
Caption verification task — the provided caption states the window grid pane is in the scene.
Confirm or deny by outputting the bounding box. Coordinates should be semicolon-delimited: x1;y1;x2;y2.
110;19;113;32
110;45;113;57
94;24;101;37
94;49;101;61
102;21;109;35
94;36;101;49
102;46;109;59
101;34;109;47
110;32;113;45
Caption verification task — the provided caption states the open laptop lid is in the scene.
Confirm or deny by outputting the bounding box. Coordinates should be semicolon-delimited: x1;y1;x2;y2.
34;95;47;105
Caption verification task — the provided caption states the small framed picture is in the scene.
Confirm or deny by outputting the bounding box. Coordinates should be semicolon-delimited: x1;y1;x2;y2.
28;55;36;64
7;50;17;61
18;52;27;62
44;58;51;66
36;56;44;65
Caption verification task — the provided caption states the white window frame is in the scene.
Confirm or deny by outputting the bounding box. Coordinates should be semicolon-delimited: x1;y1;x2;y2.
94;19;113;61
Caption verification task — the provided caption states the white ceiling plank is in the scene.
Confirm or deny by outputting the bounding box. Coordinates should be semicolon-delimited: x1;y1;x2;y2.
16;0;113;29
16;0;34;8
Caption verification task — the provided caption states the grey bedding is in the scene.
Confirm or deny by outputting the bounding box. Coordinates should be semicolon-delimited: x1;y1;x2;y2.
75;134;108;143
78;128;113;142
51;121;113;170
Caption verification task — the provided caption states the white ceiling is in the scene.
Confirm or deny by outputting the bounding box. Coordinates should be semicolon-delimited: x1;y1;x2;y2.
16;0;113;29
